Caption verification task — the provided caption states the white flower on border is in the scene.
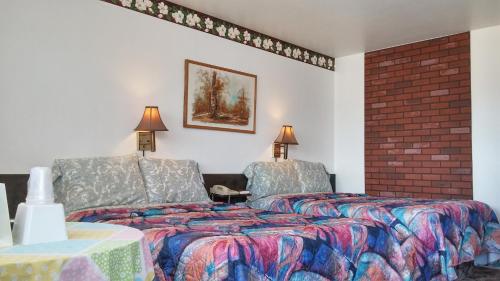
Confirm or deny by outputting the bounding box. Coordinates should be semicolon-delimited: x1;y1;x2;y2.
186;13;200;27
318;57;326;66
311;56;318;65
120;0;132;8
276;41;282;52
158;2;168;15
216;25;227;36
253;37;262;48
292;48;302;59
243;31;251;42
172;10;184;23
328;58;333;68
262;39;273;50
204;18;213;31
284;47;292;57
304;51;309;61
227;27;240;39
135;0;153;11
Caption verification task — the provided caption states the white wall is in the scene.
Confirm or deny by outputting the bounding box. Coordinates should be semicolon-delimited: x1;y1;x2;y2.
0;0;334;174
471;25;500;215
333;53;365;193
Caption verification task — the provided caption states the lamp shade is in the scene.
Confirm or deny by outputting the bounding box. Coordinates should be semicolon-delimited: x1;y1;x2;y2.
274;125;298;144
135;106;168;131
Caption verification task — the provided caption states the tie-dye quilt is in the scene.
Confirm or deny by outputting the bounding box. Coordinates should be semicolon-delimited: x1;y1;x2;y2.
249;193;500;280
68;202;429;281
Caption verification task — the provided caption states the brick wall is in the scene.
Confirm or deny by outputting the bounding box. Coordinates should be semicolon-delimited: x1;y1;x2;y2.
364;32;472;199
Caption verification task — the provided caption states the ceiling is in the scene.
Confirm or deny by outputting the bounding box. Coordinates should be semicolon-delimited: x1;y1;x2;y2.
168;0;500;57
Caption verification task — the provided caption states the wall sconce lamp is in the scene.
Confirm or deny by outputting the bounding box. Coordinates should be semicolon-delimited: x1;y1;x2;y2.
135;106;168;156
273;125;298;160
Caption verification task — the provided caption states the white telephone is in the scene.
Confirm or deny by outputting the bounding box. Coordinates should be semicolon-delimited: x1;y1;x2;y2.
210;185;240;196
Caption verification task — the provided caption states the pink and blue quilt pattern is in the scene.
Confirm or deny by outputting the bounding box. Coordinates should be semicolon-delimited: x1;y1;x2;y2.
68;202;431;281
249;192;500;280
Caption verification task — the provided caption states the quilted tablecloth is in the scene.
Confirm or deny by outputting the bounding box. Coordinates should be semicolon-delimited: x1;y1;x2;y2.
0;222;154;281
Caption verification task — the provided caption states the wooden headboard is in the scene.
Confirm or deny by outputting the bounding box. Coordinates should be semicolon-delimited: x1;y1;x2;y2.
0;174;335;219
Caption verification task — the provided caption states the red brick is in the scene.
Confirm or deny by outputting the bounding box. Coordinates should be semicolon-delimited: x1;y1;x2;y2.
441;174;461;181
441;161;460;167
414;180;432;187
430;89;449;96
441;188;461;195
413;142;430;148
405;174;422;180
422;161;440;168
451;168;471;175
421;58;439;66
452;182;471;189
432;181;451;188
431;155;450;161
404;149;422;154
441;42;459;50
421;45;440;54
395;192;413;198
450;127;470;134
404;186;422;193
440;68;459;76
380;192;396;197
432;167;450;174
432;194;452;199
423;174;441;180
414;168;431;173
423;187;441;194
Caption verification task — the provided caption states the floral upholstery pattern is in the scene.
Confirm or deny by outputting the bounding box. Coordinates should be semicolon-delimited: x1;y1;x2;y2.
291;159;332;193
138;158;210;203
52;154;147;213
244;161;301;201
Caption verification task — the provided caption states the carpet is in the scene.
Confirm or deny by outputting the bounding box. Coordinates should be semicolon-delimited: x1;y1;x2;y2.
457;263;500;281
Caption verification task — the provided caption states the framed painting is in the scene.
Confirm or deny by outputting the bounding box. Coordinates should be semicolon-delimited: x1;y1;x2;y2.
184;59;257;134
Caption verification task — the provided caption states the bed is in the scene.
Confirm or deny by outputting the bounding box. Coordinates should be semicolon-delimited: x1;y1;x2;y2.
66;202;426;281
244;160;500;280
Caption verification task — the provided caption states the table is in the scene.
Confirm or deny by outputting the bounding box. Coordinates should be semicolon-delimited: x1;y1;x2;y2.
0;222;154;281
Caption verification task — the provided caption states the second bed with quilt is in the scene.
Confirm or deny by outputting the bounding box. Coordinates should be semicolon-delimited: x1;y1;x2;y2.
245;160;500;280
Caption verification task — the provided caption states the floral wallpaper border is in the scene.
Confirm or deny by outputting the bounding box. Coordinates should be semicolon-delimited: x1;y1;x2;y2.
101;0;335;71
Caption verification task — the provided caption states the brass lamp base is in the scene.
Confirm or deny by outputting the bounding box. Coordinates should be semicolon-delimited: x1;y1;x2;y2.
137;131;156;154
273;142;290;160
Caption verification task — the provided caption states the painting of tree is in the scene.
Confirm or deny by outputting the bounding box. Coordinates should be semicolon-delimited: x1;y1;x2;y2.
184;60;257;133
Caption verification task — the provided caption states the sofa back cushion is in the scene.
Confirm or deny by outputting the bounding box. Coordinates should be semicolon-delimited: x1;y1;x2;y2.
291;159;332;193
52;154;147;213
244;161;301;200
139;158;210;203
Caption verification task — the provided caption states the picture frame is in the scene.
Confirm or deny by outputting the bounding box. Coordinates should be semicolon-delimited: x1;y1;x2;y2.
184;59;257;134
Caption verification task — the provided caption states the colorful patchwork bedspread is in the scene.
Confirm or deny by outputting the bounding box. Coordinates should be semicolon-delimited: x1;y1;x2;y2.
68;202;431;281
249;193;500;280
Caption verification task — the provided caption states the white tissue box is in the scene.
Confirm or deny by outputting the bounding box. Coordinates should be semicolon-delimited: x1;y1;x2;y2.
12;203;67;245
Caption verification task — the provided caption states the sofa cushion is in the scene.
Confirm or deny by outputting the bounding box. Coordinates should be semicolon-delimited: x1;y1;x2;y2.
52;154;147;213
292;159;332;193
139;158;210;203
244;161;301;200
